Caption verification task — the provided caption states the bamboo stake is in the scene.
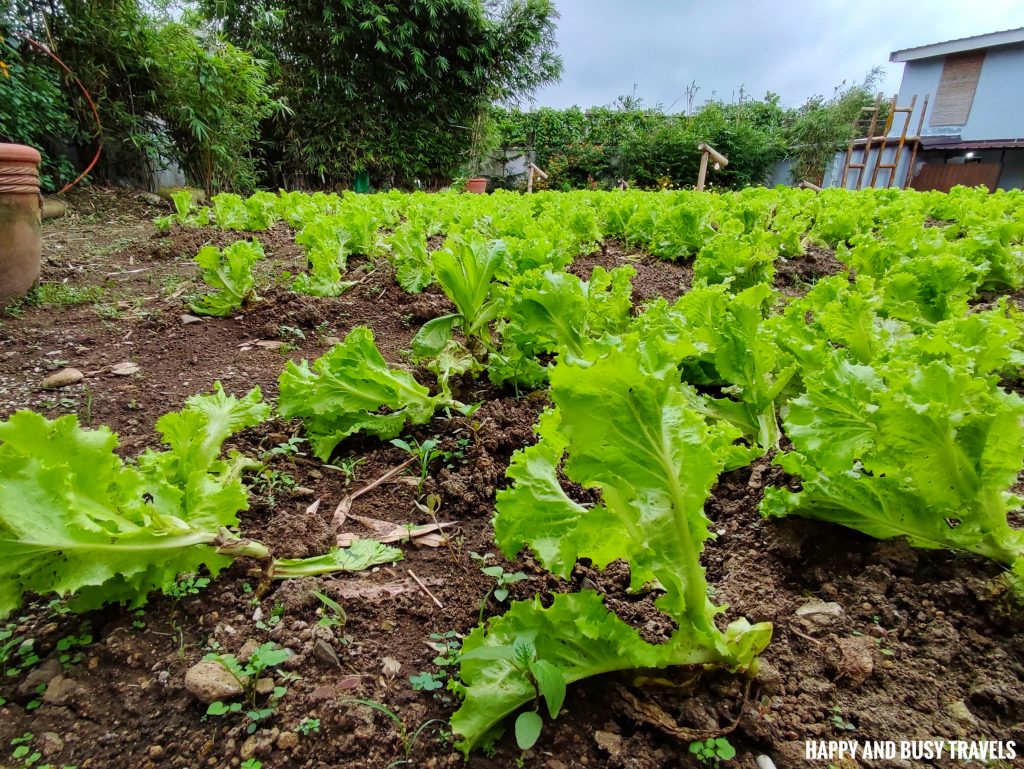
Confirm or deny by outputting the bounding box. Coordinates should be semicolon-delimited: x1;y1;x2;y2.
408;569;444;609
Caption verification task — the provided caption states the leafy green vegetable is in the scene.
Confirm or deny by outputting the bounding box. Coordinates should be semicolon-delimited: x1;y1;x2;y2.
190;239;265;317
388;225;434;293
453;338;771;754
0;385;406;616
764;354;1024;575
0;385;270;617
278;327;455;460
411;237;505;358
271;540;401;578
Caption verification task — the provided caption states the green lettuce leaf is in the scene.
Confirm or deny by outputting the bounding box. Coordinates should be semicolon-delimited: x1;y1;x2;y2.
278;327;452;459
454;337;772;753
190;239;265;317
0;386;270;617
766;356;1024;571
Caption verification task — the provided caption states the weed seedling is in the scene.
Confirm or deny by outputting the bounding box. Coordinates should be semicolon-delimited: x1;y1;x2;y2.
389;436;442;496
55;629;93;668
165;574;210;598
689;737;736;766
9;732;40;768
296;717;321;736
249;469;296;508
205;642;292;734
261;436;306;462
829;706;856;731
471;552;528;621
255;601;285;631
341;699;444;768
324;456;366;485
1;624;40;678
312;591;346;629
409;671;444;692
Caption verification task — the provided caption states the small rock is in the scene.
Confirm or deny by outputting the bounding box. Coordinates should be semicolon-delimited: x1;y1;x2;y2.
40;368;84;389
109;361;140;376
38;732;64;757
312;638;340;667
237;639;260;663
835;636;874;687
240;735;259;761
579;577;599;592
17;658;62;697
946;699;979;727
184;661;244;704
756;659;784;695
42;675;80;705
795;601;843;624
148;745;164;759
180;314;203;325
322;336;342;347
254;677;276;696
138;192;165;207
292;486;316;498
276;732;299;751
594;731;622;755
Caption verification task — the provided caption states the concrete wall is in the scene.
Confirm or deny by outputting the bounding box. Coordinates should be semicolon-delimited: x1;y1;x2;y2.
896;42;1024;141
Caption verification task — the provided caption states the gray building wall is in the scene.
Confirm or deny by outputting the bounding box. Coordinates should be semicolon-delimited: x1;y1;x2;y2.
895;42;1024;141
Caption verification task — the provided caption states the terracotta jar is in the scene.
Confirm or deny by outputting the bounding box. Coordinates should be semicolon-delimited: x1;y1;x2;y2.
465;177;488;194
0;143;43;306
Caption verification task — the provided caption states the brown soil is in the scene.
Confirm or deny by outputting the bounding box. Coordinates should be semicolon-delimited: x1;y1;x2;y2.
773;244;846;296
0;189;1021;769
568;241;693;306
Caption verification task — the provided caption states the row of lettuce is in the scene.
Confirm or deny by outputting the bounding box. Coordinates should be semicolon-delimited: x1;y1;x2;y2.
3;186;1023;754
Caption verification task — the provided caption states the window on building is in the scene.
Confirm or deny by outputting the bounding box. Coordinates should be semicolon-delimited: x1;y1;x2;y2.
930;51;985;127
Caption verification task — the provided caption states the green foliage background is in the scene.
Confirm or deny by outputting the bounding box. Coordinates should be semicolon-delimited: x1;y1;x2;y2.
1;0;877;193
493;72;882;191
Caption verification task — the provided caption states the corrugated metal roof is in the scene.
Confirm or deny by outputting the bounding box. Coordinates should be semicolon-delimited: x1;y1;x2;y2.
890;27;1024;62
920;137;1024;150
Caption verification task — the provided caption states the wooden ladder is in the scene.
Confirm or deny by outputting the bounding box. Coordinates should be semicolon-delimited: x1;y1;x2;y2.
841;93;928;189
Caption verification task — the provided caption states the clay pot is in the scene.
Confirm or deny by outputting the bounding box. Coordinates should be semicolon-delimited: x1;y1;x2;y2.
465;177;488;194
0;143;43;306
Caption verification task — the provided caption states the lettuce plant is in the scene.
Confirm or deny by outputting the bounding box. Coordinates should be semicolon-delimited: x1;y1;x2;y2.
486;265;636;389
638;283;795;451
279;327;456;460
190;239;265;316
411;237;506;359
387;224;434;293
154;189;210;230
764;352;1024;583
450;339;772;754
0;386;399;617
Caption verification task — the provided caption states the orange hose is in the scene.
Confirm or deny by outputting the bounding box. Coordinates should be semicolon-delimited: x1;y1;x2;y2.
24;37;103;194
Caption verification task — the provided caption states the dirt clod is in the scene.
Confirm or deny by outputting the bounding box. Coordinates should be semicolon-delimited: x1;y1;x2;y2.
184;661;243;704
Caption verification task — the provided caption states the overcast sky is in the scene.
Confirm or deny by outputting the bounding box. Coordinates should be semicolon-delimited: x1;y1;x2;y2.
533;0;1024;111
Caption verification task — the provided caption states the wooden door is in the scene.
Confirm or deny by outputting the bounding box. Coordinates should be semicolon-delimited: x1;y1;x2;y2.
910;162;1001;192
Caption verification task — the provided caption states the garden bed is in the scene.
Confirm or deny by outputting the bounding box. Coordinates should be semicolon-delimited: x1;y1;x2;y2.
0;188;1021;769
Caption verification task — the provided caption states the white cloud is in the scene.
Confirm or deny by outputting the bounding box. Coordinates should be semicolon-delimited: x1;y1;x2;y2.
534;0;1024;109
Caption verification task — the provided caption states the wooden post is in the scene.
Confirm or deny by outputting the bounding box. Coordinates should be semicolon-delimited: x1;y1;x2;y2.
696;151;710;192
695;143;728;191
526;162;547;193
